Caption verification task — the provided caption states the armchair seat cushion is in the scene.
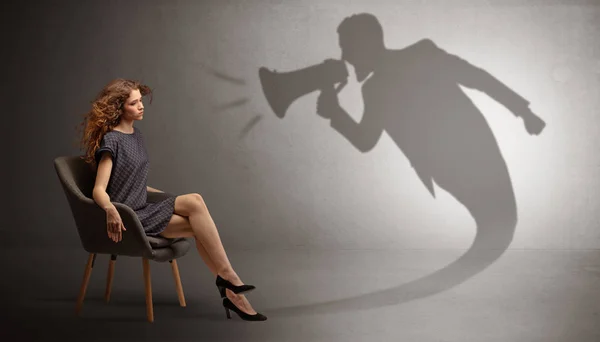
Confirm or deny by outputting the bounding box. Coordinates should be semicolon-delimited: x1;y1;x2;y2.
146;236;187;248
150;238;191;262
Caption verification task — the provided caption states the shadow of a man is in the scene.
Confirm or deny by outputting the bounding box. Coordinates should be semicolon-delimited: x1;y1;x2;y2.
318;13;545;247
266;13;547;315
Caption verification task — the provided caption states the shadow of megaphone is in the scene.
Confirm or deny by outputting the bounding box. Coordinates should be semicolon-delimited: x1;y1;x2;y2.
259;59;349;118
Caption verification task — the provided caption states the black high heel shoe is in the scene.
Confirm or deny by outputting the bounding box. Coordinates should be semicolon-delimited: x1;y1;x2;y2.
216;275;256;298
222;297;267;321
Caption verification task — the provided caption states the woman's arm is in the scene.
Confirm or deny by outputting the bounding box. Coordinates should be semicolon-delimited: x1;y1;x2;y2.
93;152;126;242
93;153;116;211
147;185;164;193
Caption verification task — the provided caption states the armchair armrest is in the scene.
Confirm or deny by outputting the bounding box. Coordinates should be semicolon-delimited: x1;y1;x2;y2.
70;196;154;258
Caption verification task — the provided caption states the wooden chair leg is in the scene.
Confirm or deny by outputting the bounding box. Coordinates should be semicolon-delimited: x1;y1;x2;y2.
169;260;186;307
76;253;96;315
142;258;154;323
105;255;117;303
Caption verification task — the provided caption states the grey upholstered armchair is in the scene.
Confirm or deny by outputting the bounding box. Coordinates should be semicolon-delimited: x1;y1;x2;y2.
53;155;191;322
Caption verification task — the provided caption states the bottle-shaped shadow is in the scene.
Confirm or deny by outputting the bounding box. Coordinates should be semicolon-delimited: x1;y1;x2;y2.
259;13;546;315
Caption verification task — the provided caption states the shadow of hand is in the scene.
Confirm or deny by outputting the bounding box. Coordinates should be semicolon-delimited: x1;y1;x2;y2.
521;110;546;135
316;86;341;119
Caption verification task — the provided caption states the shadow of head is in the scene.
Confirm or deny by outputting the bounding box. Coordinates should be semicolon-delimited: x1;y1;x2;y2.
336;13;386;82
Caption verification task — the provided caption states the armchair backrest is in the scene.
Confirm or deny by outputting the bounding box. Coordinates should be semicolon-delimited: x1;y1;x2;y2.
53;156;153;257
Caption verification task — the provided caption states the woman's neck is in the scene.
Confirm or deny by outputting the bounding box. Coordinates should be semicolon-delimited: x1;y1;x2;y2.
114;120;135;133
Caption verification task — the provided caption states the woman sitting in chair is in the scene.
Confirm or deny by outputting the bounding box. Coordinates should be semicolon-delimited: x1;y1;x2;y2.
79;78;266;322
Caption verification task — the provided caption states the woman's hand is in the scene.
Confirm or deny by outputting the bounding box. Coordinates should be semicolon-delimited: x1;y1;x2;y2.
105;206;126;243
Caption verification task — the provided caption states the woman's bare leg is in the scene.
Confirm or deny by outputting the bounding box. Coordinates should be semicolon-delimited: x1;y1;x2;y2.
163;194;239;282
159;214;218;275
159;194;257;314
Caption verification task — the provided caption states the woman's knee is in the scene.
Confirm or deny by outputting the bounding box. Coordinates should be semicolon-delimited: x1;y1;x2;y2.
175;193;207;216
190;193;207;212
190;193;205;205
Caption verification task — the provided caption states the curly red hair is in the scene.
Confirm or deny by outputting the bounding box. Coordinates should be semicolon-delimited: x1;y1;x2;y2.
78;78;152;167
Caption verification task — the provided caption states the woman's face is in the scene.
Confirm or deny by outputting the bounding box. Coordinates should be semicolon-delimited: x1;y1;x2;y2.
121;89;144;121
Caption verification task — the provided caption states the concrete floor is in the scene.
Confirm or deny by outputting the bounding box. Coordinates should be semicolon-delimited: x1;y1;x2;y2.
2;247;599;341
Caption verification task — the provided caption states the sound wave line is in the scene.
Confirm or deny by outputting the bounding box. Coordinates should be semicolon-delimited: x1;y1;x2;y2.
199;61;265;139
213;98;250;113
201;63;246;86
239;114;263;139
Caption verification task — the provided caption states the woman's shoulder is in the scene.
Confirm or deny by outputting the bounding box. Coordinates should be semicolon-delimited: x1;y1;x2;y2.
100;130;126;148
108;127;142;135
101;127;144;146
102;130;120;140
104;127;138;137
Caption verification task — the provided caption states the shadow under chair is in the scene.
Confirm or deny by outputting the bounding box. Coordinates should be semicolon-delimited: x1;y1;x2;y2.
53;155;191;323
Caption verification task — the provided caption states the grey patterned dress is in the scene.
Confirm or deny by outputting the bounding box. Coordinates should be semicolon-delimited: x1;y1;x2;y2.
95;128;176;236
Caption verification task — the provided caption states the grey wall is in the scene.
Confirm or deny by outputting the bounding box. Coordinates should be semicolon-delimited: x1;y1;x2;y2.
6;0;600;251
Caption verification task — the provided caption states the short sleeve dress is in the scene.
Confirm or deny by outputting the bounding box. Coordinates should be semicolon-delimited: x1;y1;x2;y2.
94;128;176;236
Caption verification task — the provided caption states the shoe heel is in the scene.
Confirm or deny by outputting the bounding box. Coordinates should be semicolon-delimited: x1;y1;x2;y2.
218;286;226;298
222;297;267;322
